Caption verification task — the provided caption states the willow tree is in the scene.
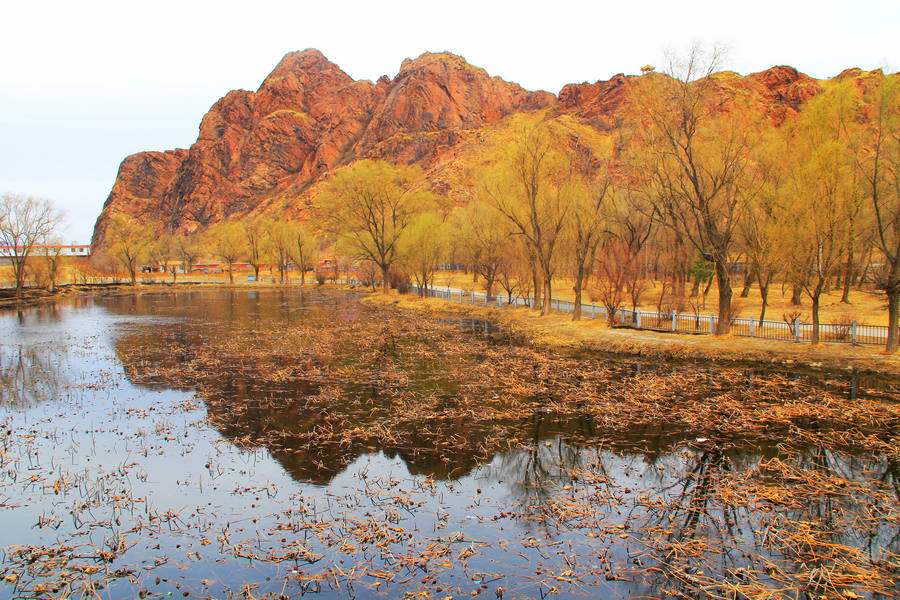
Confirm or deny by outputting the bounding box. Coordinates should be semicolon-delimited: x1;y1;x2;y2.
563;142;615;320
206;221;245;284
245;219;271;281
628;46;756;334
290;221;316;285
778;92;854;344
451;199;512;298
847;74;900;350
107;213;153;286
744;129;786;326
485;125;568;316
401;211;448;295
320;160;430;294
269;220;294;283
173;233;202;276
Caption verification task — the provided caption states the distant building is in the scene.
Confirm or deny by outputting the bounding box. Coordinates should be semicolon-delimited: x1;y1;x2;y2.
0;244;91;262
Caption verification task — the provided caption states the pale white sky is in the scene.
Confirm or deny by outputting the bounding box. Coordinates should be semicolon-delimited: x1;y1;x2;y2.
2;0;897;241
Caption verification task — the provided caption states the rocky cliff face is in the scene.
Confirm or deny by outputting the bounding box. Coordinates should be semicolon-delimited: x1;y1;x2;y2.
91;51;849;248
92;149;187;244
92;50;555;247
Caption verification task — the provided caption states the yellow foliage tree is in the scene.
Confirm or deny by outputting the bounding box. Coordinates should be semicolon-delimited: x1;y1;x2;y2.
206;221;245;284
107;213;153;286
627;45;758;334
320;160;432;293
484;125;569;316
400;211;448;294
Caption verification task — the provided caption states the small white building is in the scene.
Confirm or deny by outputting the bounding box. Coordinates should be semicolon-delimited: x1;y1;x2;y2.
0;244;91;259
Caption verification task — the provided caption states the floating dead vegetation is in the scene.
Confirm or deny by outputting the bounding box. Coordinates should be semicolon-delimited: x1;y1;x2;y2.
1;289;898;599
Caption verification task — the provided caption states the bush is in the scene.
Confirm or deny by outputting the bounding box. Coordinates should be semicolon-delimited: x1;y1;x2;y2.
831;316;853;342
387;269;410;294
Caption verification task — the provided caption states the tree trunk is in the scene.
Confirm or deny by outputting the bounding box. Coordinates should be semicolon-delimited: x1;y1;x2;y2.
701;275;714;309
572;265;585;321
541;276;552;317
758;272;771;327
887;287;900;353
713;261;732;336
381;265;390;294
253;264;260;280
811;293;821;345
485;276;494;299
12;257;27;298
228;265;234;284
689;276;701;297
841;254;854;304
790;283;803;306
130;267;137;286
532;263;542;312
740;267;753;298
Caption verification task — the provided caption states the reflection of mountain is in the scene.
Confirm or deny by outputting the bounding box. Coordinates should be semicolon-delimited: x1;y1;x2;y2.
104;289;898;490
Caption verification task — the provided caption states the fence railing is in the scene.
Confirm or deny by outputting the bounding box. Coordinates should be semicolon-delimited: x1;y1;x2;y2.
407;284;889;346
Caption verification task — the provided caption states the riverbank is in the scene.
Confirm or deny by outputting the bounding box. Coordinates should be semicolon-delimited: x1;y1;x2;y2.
363;290;900;378
5;281;900;378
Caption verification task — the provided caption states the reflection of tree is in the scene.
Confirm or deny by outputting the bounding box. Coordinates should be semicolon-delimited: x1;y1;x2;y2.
0;344;67;408
109;289;724;489
623;446;900;598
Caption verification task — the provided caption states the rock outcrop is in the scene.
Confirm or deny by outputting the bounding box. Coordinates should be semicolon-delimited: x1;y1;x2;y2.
92;49;559;246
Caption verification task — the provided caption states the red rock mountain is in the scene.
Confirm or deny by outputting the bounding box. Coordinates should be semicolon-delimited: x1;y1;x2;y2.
90;51;842;247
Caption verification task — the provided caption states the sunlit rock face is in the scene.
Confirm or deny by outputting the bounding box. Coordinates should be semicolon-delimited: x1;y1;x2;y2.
91;50;555;247
92;50;860;249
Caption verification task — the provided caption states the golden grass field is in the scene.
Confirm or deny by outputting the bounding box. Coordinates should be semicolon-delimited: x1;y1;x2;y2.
431;271;890;326
363;289;900;376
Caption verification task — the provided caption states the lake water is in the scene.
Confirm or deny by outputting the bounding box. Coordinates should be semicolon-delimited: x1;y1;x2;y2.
1;289;897;599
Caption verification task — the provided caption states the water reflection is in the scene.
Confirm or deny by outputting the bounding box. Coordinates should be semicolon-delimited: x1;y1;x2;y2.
0;289;897;600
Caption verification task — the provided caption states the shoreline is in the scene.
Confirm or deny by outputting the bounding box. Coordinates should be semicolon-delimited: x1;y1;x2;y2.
4;282;900;379
361;290;900;380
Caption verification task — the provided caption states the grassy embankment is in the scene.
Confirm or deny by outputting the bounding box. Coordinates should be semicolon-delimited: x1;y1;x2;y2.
431;271;891;326
362;288;900;377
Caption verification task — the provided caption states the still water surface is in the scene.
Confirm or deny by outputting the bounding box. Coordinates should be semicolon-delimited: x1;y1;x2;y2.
0;290;897;599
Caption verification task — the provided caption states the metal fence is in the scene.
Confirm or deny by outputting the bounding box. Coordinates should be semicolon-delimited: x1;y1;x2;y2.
408;284;889;346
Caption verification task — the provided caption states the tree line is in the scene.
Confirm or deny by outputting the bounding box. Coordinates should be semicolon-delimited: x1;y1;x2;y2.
7;49;898;350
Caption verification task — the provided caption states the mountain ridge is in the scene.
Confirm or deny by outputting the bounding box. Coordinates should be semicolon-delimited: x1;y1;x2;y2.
90;50;880;248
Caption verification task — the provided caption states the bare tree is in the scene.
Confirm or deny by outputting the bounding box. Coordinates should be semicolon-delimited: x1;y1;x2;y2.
245;219;271;281
291;221;316;285
173;233;203;277
628;45;757;334
0;194;64;297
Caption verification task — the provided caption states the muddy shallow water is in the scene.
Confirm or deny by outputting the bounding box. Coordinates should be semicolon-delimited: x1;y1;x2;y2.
0;289;898;600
